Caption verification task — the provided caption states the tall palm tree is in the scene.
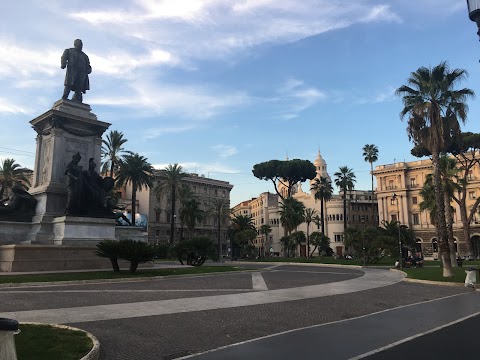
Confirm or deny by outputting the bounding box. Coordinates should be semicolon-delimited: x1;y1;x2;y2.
259;224;272;256
278;197;305;236
228;214;255;259
155;164;188;245
304;208;317;258
396;61;474;277
116;154;154;226
209;198;229;256
310;176;333;234
177;185;194;241
334;166;356;232
101;130;131;178
362;144;379;224
179;198;204;239
0;158;30;198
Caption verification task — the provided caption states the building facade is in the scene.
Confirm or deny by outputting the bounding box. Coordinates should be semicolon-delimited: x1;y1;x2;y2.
233;151;377;257
373;158;480;259
123;171;233;254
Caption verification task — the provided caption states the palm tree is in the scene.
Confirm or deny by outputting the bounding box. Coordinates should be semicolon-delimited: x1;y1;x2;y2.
259;224;272;257
334;166;356;232
155;164;188;245
228;214;255;259
0;158;30;199
303;208;317;258
396;61;474;277
116;154;154;226
278;197;305;236
209;198;230;257
179;198;204;239
177;185;194;241
362;144;379;224
101;130;131;178
310;176;333;234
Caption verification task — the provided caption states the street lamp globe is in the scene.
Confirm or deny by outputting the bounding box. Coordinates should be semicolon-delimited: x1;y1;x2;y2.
467;0;480;36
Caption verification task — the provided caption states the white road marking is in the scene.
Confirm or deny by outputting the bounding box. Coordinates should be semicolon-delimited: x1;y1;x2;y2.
0;289;252;293
251;272;268;291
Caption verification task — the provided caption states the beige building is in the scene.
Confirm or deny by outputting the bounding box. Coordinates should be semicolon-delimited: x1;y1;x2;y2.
373;158;480;259
123;171;233;254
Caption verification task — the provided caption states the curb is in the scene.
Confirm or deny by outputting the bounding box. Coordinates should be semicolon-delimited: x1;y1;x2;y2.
389;268;478;289
234;261;364;270
21;322;100;360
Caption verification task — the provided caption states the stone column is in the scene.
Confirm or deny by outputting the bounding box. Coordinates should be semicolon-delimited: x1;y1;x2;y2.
27;100;111;243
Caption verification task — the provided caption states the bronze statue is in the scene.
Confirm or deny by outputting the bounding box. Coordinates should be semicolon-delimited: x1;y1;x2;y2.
61;39;92;103
0;185;37;222
64;153;114;217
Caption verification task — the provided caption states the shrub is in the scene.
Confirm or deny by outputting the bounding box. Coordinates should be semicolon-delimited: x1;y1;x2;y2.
175;237;218;266
118;239;155;273
152;243;170;259
95;240;121;272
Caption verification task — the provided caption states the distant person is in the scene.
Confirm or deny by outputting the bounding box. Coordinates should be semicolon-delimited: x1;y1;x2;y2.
61;39;92;102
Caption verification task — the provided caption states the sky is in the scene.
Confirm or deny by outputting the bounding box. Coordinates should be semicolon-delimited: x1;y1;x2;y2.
1;0;480;207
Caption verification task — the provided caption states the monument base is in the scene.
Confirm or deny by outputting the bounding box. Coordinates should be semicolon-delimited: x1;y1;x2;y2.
53;216;116;246
0;222;33;245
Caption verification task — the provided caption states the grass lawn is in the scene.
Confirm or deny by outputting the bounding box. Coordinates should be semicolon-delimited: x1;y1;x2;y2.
0;266;243;284
403;266;477;284
245;257;395;266
16;324;92;360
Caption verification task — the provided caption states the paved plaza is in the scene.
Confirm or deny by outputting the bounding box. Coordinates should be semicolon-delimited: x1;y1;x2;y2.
0;263;477;359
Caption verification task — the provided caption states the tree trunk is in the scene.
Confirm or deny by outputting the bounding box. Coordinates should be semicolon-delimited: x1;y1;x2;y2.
131;182;137;227
129;261;139;274
306;222;310;258
321;199;325;235
432;151;453;277
109;257;120;272
370;162;375;225
460;200;473;258
217;219;221;258
110;162;115;178
170;184;176;245
343;190;347;232
444;194;457;268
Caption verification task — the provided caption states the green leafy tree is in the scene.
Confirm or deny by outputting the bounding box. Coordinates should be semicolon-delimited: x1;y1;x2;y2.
396;61;474;277
174;237;218;266
208;198;230;257
278;197;305;235
116;154;154;226
228;215;255;259
309;231;331;257
0;158;30;199
101;130;132;178
95;240;121;272
334;166;356;232
280;235;296;257
252;159;316;200
176;185;194;241
310;176;333;234
179;198;204;239
303;208;317;258
259;224;272;257
155;164;188;244
118;240;156;274
234;229;257;258
362;144;379;224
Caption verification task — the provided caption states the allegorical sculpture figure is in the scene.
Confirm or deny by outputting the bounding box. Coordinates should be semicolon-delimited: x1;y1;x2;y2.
65;153;114;216
0;185;37;222
61;39;92;103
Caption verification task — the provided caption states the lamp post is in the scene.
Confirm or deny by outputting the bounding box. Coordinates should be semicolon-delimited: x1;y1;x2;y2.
392;193;402;269
467;0;480;38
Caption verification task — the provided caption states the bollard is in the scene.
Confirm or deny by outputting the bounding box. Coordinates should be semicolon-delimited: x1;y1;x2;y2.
0;318;20;360
465;268;477;288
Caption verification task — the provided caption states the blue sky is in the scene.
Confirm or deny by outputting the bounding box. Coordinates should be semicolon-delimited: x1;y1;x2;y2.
1;0;479;206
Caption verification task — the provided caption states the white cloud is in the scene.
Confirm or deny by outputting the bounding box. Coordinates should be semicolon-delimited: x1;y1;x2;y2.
356;86;396;104
275;78;326;119
143;125;197;139
0;98;31;114
211;144;238;158
153;161;240;176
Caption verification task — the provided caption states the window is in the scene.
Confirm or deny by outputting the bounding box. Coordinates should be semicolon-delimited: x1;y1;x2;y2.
469;191;476;199
413;214;419;225
391;214;397;222
415;239;422;253
334;234;343;242
412;197;417;205
388;180;394;189
204;187;207;193
410;178;416;187
468;170;474;181
155;212;160;222
215;189;218;196
432;238;438;253
390;198;396;205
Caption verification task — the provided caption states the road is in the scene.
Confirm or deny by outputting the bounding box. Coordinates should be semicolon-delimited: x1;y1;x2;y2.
0;263;475;359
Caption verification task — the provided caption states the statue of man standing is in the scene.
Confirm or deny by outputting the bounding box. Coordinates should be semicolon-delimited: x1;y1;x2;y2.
61;39;92;103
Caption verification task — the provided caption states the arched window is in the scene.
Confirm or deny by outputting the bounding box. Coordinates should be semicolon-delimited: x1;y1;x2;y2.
415;239;422;253
336;214;339;221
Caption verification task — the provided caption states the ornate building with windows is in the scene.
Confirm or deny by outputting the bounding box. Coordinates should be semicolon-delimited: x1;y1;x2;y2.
373;158;480;259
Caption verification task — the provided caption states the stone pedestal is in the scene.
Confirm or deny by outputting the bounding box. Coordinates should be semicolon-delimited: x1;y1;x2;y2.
53;216;116;246
27;100;111;243
0;222;33;245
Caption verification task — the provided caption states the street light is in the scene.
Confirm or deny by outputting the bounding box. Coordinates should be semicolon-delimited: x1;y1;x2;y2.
392;193;402;269
467;0;480;38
